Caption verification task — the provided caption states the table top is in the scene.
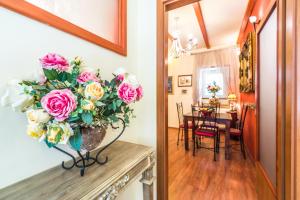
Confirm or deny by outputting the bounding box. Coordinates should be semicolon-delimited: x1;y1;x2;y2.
0;141;154;200
183;112;232;121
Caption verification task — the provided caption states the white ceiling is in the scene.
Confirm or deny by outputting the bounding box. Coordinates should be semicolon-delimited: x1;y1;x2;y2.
168;0;248;49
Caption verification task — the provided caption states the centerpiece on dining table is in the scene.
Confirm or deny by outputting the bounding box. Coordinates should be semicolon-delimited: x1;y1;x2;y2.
207;81;221;105
1;53;143;176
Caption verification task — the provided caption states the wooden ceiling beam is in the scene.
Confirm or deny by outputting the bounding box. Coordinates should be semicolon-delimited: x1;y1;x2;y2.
165;0;200;11
237;0;256;44
193;2;210;48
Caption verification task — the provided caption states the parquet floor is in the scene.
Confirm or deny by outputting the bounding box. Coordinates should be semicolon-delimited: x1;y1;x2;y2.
168;128;257;200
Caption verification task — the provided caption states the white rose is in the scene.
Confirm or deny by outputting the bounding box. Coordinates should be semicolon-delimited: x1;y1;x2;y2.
26;109;51;124
0;80;34;112
125;74;139;88
114;67;126;75
27;123;46;140
46;122;74;145
59;122;74;144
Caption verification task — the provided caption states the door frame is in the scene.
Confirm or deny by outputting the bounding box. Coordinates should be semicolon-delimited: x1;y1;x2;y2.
255;0;281;198
156;1;201;200
156;0;298;199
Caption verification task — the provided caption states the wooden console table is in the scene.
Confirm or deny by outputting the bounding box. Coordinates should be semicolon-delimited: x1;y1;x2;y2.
0;141;155;200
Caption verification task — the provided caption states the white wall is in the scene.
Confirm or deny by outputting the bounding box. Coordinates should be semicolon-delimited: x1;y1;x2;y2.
168;55;231;128
0;0;156;199
168;56;195;128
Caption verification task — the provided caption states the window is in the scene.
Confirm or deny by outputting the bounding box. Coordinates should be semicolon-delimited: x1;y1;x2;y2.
200;67;229;98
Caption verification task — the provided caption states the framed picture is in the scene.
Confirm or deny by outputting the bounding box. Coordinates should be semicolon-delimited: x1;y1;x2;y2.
0;0;127;56
178;75;192;87
168;76;174;94
239;32;255;92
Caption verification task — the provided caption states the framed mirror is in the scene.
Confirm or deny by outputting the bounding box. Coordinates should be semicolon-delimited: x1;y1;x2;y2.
0;0;127;56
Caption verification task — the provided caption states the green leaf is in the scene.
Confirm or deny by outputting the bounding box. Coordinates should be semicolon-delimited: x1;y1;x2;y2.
109;115;119;122
112;101;117;111
124;115;130;124
35;102;42;109
68;116;80;122
43;69;58;80
81;111;93;124
45;140;55;148
101;93;109;101
69;127;82;151
95;101;106;106
116;100;123;107
55;132;62;143
58;72;68;82
22;80;37;86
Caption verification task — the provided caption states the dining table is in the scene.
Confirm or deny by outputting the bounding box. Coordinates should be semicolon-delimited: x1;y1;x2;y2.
183;112;233;160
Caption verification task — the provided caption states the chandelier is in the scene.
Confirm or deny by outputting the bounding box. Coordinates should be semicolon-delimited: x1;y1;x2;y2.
169;36;186;59
169;17;199;59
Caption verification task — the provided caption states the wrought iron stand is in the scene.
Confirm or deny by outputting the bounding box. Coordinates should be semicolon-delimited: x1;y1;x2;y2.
53;118;126;176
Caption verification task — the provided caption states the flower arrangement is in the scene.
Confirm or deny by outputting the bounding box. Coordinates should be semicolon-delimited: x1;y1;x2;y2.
207;81;221;95
207;81;221;105
1;53;143;151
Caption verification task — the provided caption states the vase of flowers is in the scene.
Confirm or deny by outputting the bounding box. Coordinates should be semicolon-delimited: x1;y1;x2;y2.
207;81;221;105
1;53;143;175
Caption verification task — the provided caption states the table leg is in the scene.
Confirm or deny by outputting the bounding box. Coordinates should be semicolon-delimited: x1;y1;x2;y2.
225;120;231;160
184;116;189;150
140;165;154;200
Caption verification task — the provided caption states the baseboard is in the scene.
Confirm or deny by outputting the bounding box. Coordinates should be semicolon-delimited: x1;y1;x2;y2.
168;126;179;129
256;161;277;199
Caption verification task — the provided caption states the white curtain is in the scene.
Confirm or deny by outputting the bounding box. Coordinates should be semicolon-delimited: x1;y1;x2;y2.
192;47;240;102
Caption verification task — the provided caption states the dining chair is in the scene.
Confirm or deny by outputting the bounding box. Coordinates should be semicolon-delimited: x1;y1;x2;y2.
229;104;249;159
191;105;219;161
176;102;192;146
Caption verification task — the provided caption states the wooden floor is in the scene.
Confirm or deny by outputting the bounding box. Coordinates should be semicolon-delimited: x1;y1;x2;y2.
168;128;257;200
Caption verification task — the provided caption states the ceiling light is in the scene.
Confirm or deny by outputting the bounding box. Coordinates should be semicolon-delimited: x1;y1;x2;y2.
249;16;257;24
187;33;194;40
169;37;186;59
249;16;260;32
169;17;186;59
192;38;198;45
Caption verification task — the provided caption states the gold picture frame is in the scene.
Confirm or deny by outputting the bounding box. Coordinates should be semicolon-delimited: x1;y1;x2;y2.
239;32;255;93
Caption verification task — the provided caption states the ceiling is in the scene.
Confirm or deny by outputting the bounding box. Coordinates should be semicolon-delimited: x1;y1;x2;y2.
168;0;248;50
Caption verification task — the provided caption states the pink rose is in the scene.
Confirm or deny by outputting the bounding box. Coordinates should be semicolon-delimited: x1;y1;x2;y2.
117;82;137;104
77;71;99;84
116;74;125;83
41;89;77;121
40;53;69;72
136;85;143;101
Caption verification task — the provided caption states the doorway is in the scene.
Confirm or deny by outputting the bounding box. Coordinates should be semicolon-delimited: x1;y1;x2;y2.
156;0;297;200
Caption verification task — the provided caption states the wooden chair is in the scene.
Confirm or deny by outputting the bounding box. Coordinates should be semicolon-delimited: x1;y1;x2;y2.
230;104;249;159
191;105;219;161
176;102;192;146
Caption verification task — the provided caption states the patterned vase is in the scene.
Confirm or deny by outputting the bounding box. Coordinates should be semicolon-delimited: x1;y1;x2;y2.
81;125;107;151
209;93;219;105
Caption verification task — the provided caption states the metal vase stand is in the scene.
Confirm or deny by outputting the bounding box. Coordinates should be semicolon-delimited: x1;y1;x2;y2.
53;118;126;176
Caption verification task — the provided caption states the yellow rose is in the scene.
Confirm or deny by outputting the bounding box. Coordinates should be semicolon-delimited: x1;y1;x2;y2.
26;109;51;124
46;122;73;144
27;124;46;139
74;56;83;65
84;82;104;101
81;99;95;111
47;126;61;144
